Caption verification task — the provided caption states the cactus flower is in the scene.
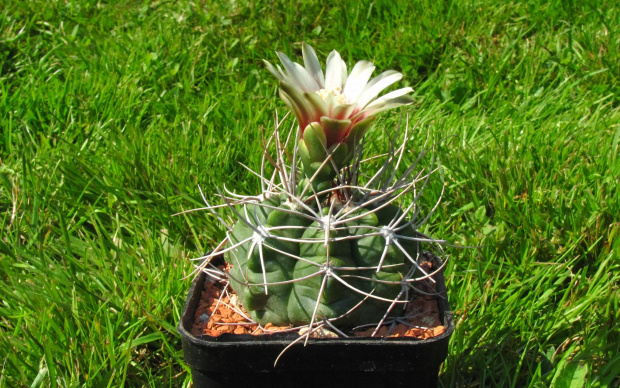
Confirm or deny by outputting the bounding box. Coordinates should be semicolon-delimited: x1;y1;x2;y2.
264;43;414;190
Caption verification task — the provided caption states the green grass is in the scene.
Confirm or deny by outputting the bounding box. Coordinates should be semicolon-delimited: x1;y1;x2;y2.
1;0;619;386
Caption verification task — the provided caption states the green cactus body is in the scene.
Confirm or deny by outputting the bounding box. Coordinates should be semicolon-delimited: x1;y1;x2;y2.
226;195;311;326
226;195;417;327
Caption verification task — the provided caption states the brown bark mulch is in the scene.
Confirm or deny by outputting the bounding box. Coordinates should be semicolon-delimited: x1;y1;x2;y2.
191;261;445;340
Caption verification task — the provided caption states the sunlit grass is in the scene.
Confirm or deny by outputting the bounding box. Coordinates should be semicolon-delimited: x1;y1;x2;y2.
1;0;618;386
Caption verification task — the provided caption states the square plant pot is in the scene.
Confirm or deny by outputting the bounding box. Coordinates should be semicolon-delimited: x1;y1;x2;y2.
178;255;454;388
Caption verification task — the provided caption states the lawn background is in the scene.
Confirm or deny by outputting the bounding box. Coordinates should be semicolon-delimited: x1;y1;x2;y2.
1;0;619;387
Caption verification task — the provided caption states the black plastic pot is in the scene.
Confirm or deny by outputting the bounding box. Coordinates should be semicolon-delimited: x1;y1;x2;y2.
178;260;454;388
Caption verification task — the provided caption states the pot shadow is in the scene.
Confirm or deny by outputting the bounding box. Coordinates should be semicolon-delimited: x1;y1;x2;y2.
439;327;538;387
439;323;620;387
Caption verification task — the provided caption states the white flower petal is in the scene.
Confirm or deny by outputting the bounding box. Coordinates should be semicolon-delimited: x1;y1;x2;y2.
294;62;320;91
343;60;375;102
356;71;403;108
354;94;414;119
279;88;309;130
302;42;325;88
360;70;399;92
277;52;316;92
365;87;413;109
276;63;285;76
325;50;344;90
263;59;285;81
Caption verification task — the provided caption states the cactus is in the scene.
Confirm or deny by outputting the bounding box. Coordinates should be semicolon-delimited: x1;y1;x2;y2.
194;43;446;335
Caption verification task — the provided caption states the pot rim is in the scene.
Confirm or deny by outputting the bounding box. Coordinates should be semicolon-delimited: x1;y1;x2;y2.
178;255;454;347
